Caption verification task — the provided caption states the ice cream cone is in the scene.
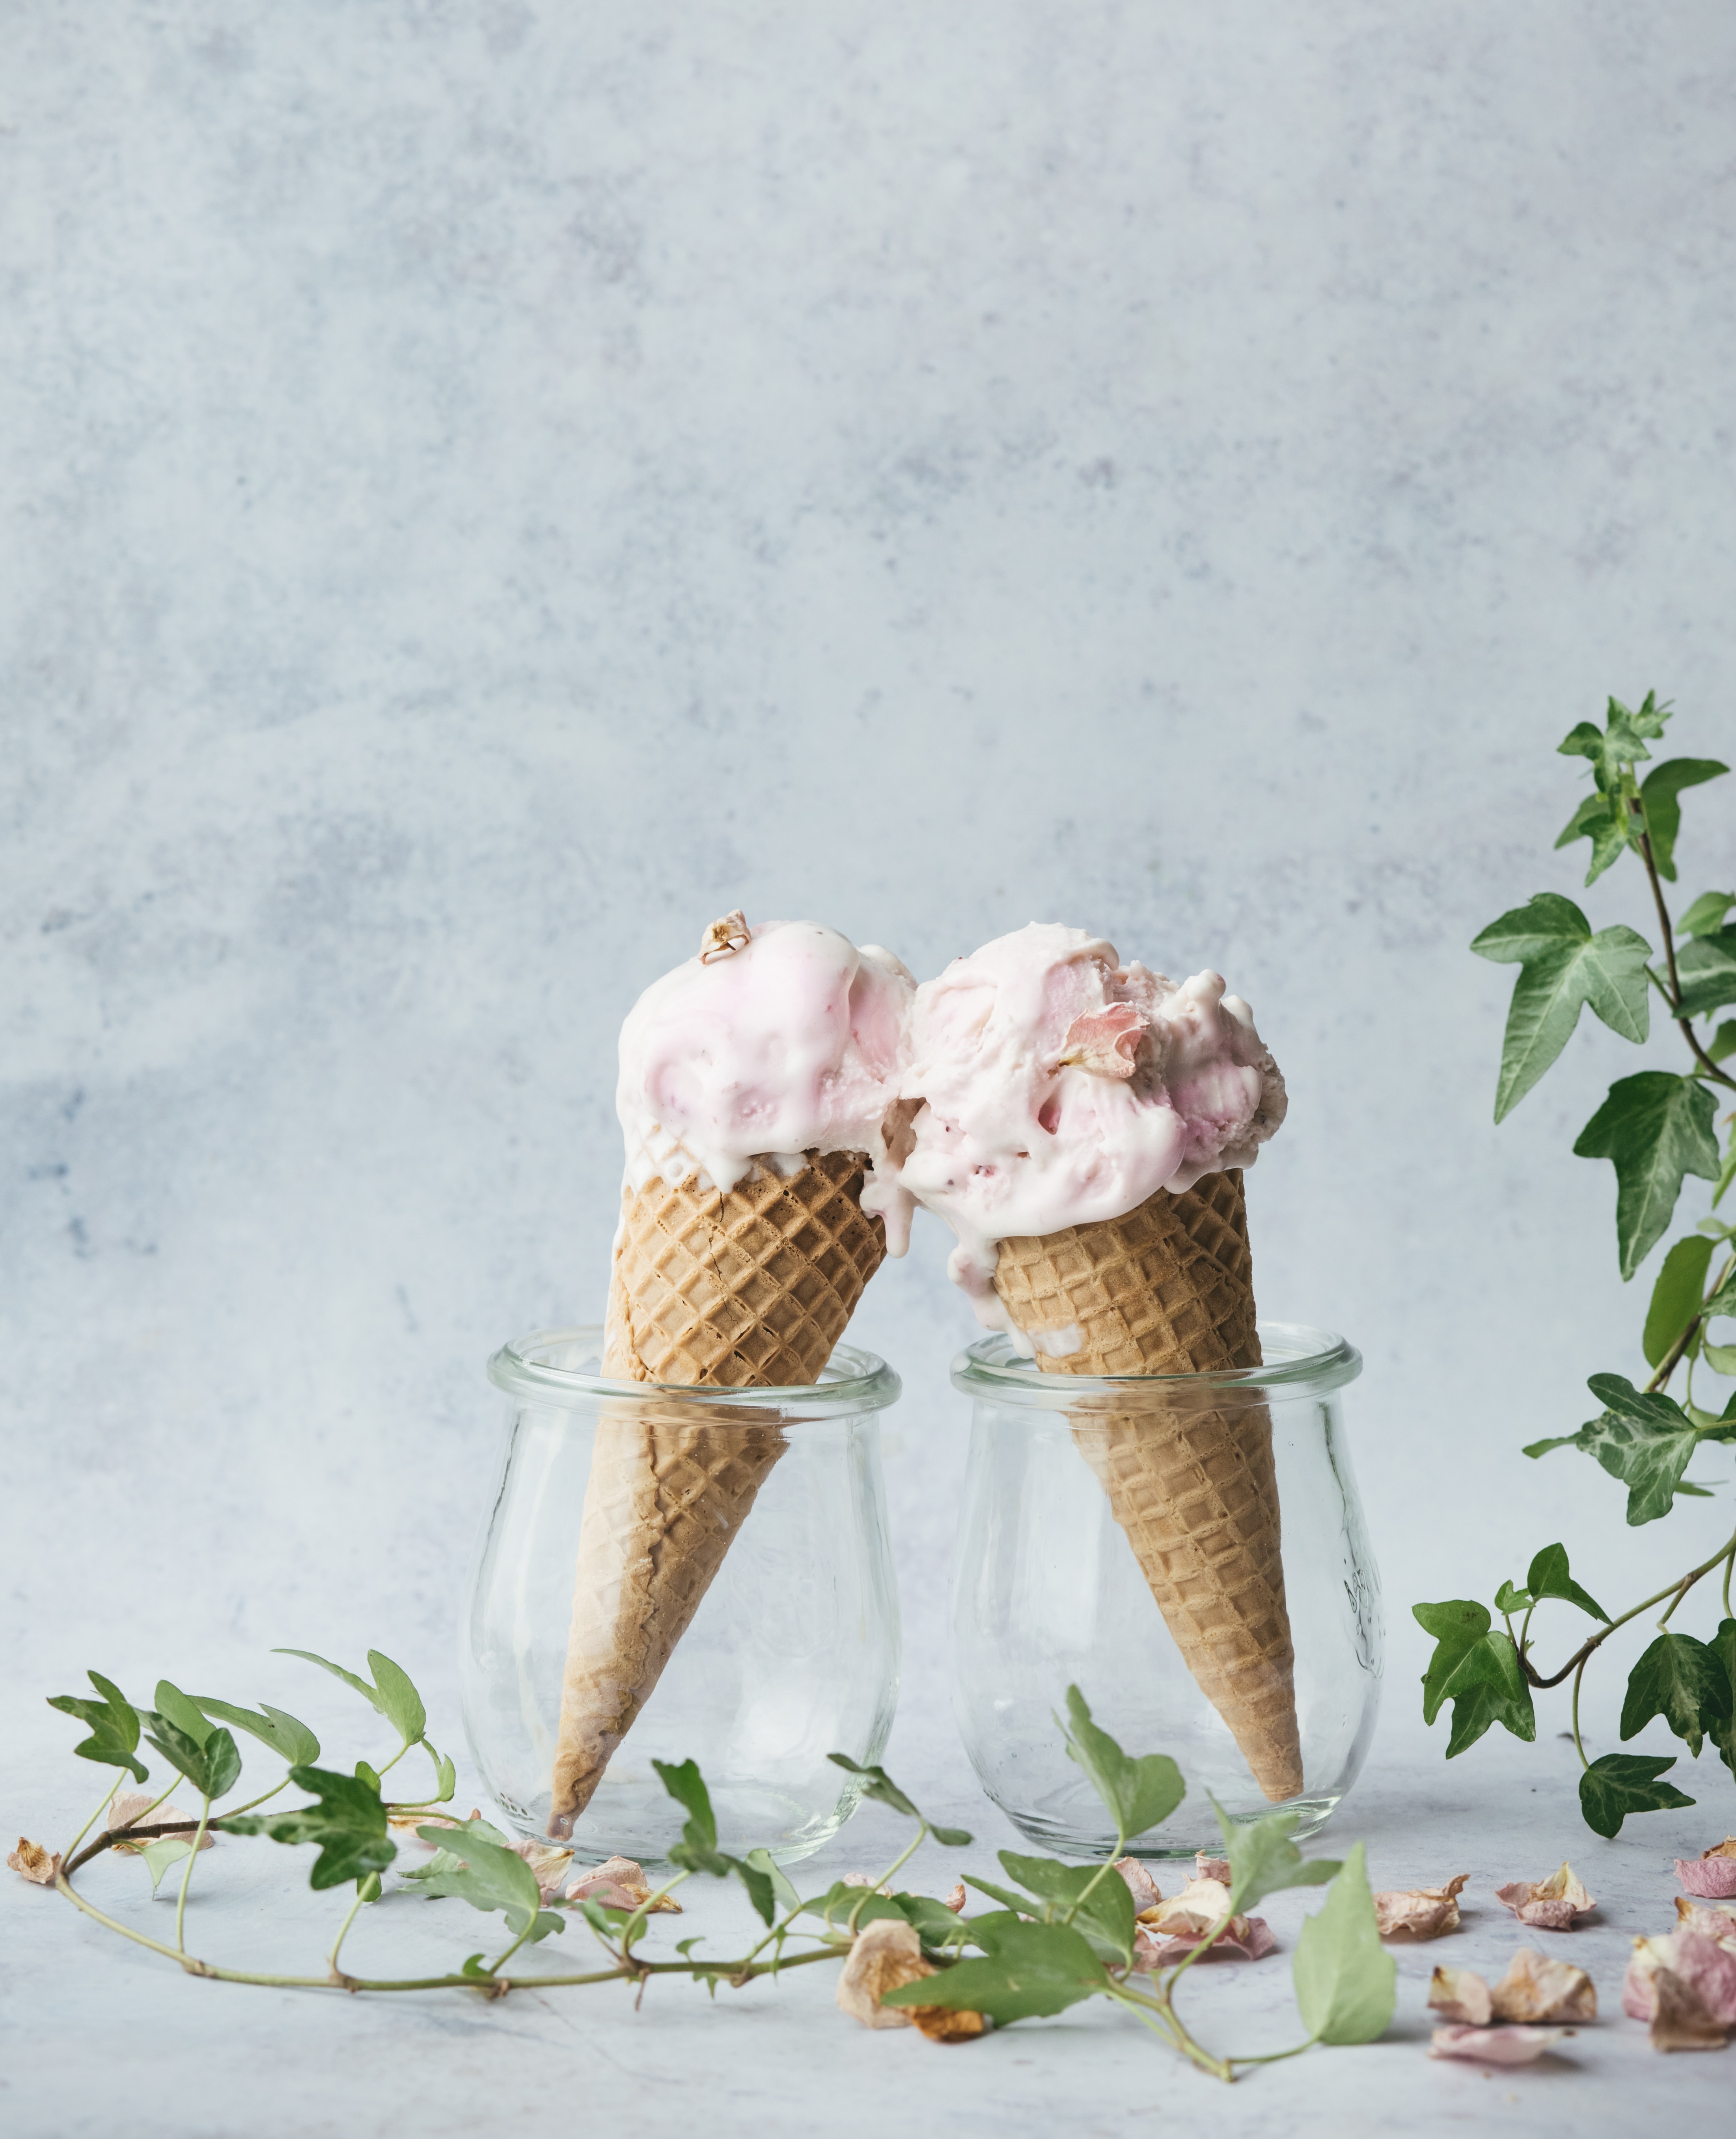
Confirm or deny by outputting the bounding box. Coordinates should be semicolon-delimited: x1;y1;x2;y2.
548;1148;887;1836
990;1169;1303;1803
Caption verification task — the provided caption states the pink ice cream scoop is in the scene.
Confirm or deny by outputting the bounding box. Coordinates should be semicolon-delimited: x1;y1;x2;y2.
616;917;916;1198
877;921;1286;1330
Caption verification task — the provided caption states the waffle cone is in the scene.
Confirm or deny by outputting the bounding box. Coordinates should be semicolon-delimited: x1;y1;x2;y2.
991;1169;1303;1802
548;1149;887;1836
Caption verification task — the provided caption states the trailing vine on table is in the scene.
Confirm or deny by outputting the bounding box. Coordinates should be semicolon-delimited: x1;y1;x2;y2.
25;1650;1393;2083
1416;692;1736;1836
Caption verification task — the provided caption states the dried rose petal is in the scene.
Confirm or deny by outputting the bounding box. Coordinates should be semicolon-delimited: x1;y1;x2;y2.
905;2003;988;2043
1650;1965;1731;2053
108;1801;213;1856
1194;1853;1232;1885
1674;1899;1736;1950
1428;2025;1563;2066
835;1917;938;2031
1374;1873;1468;1940
1667;1931;1736;2028
1489;1947;1596;2024
842;1872;892;1893
1428;1965;1493;2026
511;1840;574;1902
1113;1857;1163;1919
8;1839;59;1885
1494;1862;1594;1930
1134;1915;1275;1967
1149;1875;1233;1937
1624;1936;1675;2022
1676;1845;1736;1900
1056;1005;1146;1078
568;1854;681;1914
943;1883;966;1915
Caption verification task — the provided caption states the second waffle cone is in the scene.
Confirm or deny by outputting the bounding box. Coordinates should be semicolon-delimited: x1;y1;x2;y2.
548;1150;887;1837
990;1169;1304;1803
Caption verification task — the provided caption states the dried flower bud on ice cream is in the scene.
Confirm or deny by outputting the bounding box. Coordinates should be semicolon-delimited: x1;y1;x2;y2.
875;922;1285;1331
617;918;916;1204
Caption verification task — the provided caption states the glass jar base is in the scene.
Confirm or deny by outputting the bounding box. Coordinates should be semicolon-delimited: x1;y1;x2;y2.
485;1774;861;1868
988;1791;1344;1861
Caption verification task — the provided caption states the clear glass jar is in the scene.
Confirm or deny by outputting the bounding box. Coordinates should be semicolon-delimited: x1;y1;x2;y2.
463;1328;901;1865
951;1322;1379;1857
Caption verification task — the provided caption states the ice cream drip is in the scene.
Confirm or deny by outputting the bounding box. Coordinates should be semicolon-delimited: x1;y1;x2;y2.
617;918;917;1207
878;922;1286;1339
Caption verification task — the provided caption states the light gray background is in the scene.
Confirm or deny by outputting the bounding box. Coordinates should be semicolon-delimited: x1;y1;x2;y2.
4;4;1735;2133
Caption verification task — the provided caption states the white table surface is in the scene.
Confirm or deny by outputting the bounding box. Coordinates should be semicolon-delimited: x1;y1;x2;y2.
4;1699;1729;2139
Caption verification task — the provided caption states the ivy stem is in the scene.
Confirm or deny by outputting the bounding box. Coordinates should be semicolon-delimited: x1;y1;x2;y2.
224;1776;291;1820
1630;795;1736;1093
1647;1249;1736;1395
326;1886;370;1980
61;1774;124;1863
1231;2038;1318;2066
173;1794;213;1954
1107;1980;1231;2081
485;1921;536;1977
1521;1524;1736;1688
1570;1656;1590;1772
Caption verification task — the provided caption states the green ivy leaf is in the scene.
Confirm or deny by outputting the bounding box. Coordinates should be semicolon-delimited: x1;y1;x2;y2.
1523;1542;1610;1623
189;1697;321;1768
742;1846;801;1917
1574;1073;1720;1279
1559;694;1669;796
1413;1601;1536;1755
140;1713;242;1801
1578;1752;1695;1838
47;1671;148;1783
1644;1236;1716;1367
1212;1799;1339;1913
652;1757;727;1874
218;1764;395;1890
139;1837;197;1897
880;1917;1108;2026
1291;1843;1396;2046
274;1648;428;1751
892;1892;973;1952
1708;1022;1736;1068
961;1871;1041;1916
1677;928;1736;1022
1682;892;1736;939
1620;1632;1733;1758
1494;1580;1531;1614
1577;1375;1702;1524
1470;896;1650;1119
407;1820;545;1934
826;1754;972;1847
997;1850;1136;1966
1709;1622;1736;1779
153;1682;211;1746
1055;1685;1186;1841
1553;791;1630;885
1639;759;1728;882
804;1879;908;1930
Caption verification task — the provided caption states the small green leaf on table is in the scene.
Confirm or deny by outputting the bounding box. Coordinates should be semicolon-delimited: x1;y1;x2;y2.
1212;1800;1339;1914
1292;1843;1396;2046
1573;1073;1720;1281
139;1837;197;1897
1470;895;1650;1120
407;1820;546;1935
1620;1632;1733;1757
1414;1601;1536;1756
219;1764;395;1890
880;1916;1108;2027
47;1671;148;1783
998;1850;1136;1966
1056;1685;1186;1840
1578;1753;1695;1838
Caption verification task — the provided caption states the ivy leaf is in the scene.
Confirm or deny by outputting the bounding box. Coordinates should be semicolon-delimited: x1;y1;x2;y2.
1620;1633;1733;1758
1523;1542;1609;1623
893;1892;974;1951
1709;1021;1736;1067
1702;1266;1736;1323
1676;929;1736;1022
1644;1236;1715;1367
218;1764;395;1890
1494;1579;1531;1614
1576;1375;1702;1524
47;1671;148;1783
189;1697;321;1767
652;1757;725;1873
1470;896;1650;1120
1553;791;1630;885
1413;1601;1535;1755
1291;1843;1396;2046
804;1879;908;1931
1055;1685;1185;1841
140;1713;242;1800
997;1850;1136;1966
273;1649;428;1751
1574;1073;1720;1279
1578;1753;1695;1839
1212;1798;1339;1913
742;1846;801;1917
827;1754;972;1847
961;1871;1042;1916
407;1820;545;1934
733;1856;778;1927
880;1917;1108;2027
1639;759;1728;882
139;1837;198;1897
1682;892;1736;939
1710;1622;1736;1778
153;1682;211;1746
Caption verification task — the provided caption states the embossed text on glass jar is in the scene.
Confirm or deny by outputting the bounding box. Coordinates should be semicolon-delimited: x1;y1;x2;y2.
464;1329;902;1865
950;1322;1379;1857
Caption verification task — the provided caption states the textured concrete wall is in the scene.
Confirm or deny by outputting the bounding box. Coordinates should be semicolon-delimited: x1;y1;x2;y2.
6;1;1736;1793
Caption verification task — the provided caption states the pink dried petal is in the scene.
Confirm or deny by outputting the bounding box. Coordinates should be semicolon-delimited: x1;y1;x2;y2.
1676;1856;1736;1900
835;1917;934;2031
1194;1854;1232;1885
1428;1966;1493;2026
943;1883;966;1915
510;1839;574;1902
1489;1947;1596;2024
566;1854;681;1913
1495;1863;1594;1930
1674;1899;1736;1949
7;1839;59;1885
1133;1913;1274;1968
1055;1005;1146;1078
1428;2025;1563;2066
1113;1857;1163;1918
1624;1937;1674;2022
1670;1931;1736;2028
1149;1876;1234;1938
1374;1874;1468;1940
1514;1898;1581;1930
1650;1966;1731;2053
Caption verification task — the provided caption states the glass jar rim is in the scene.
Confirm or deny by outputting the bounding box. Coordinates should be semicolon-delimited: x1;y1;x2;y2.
951;1319;1361;1408
488;1326;902;1415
